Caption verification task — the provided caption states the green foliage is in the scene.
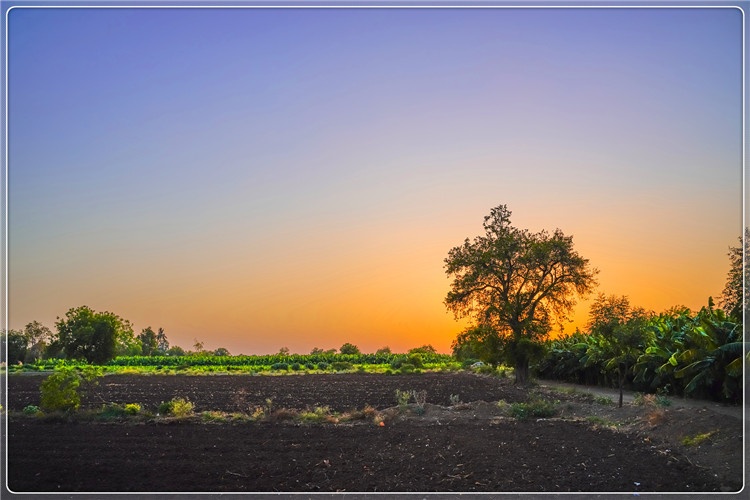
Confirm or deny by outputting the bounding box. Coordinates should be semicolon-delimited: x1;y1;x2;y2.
5;329;28;364
444;204;597;384
270;362;289;371
331;361;353;371
317;362;330;370
55;306;135;364
339;343;360;355
138;327;158;356
395;389;411;409
509;399;558;420
719;229;748;322
39;366;102;412
23;405;41;415
290;362;302;371
681;430;717;447
158;397;194;417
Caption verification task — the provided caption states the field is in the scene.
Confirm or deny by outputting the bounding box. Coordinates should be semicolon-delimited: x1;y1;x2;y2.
5;372;743;493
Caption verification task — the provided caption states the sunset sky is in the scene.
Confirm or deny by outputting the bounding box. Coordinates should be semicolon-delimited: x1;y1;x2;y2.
6;6;744;355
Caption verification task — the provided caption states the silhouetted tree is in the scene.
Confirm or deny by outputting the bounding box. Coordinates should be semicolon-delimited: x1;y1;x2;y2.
339;343;360;355
54;306;135;364
720;229;748;323
445;205;598;384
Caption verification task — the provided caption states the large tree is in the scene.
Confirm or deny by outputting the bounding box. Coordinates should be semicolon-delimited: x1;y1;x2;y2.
444;205;598;384
54;306;135;364
720;229;748;323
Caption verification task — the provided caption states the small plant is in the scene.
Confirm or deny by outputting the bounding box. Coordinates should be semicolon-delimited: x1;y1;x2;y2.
449;394;461;406
586;416;617;427
331;361;353;371
594;395;614;406
124;403;141;415
496;400;510;413
299;406;336;423
317;362;330;370
410;389;427;414
290;362;302;371
395;389;411;410
398;363;415;374
681;430;717;447
158;397;194;417
509;399;558;420
39;366;103;412
23;405;41;415
305;363;315;370
270;362;289;371
201;411;227;423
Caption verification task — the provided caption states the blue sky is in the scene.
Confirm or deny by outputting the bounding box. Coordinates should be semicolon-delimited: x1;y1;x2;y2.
6;6;744;354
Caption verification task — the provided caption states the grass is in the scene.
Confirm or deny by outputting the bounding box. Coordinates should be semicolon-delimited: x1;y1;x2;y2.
681;430;717;447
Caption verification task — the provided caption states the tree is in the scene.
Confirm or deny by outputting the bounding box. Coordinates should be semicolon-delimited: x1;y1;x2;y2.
155;327;169;354
444;205;598;384
451;324;503;366
213;347;231;356
23;321;53;363
408;345;437;355
584;294;651;407
375;346;392;355
4;329;27;364
54;306;135;364
720;229;748;323
339;342;361;355
138;327;158;356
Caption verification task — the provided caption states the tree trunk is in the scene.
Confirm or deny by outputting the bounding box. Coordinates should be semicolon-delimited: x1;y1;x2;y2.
618;364;625;408
514;358;530;385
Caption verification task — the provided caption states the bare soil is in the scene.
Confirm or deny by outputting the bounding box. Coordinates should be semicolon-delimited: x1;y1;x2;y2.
4;372;744;494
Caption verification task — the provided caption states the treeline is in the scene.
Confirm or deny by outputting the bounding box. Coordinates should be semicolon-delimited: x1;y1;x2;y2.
536;297;743;402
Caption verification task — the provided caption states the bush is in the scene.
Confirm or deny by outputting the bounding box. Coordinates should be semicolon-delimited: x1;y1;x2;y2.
317;362;330;370
290;362;302;371
331;361;353;371
40;366;102;412
270;363;289;371
509;399;558;420
158;397;194;417
124;403;141;415
305;363;315;370
398;363;415;374
407;353;424;368
23;405;41;415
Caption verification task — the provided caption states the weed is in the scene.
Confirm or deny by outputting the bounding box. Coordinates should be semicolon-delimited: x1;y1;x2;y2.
411;389;427;414
646;408;667;426
201;411;227;423
23;405;41;415
449;394;461;406
269;408;297;421
681;430;717;446
594;395;614;406
124;403;141;415
395;389;411;410
496;400;510;413
158;397;194;417
299;406;334;423
509;399;558;420
586;416;617;427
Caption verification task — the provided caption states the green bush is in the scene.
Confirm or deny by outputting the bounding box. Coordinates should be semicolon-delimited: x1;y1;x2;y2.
158;397;194;417
399;363;415;374
331;361;353;371
39;366;102;412
317;362;330;370
270;362;289;371
407;353;424;368
23;405;41;415
509;399;558;420
124;403;141;415
290;362;302;371
305;363;315;370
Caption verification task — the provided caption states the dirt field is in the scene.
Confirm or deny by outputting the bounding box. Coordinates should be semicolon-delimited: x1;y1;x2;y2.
4;372;744;493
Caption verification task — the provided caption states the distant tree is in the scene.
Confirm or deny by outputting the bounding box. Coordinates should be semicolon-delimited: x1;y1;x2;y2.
720;229;748;323
155;327;169;354
192;339;205;354
445;205;598;384
4;329;28;364
166;345;186;357
451;324;504;367
584;294;651;407
278;346;290;355
375;346;392;355
408;344;437;355
324;348;337;355
54;306;135;364
310;347;324;355
213;347;231;356
339;343;360;355
23;321;53;363
138;327;158;356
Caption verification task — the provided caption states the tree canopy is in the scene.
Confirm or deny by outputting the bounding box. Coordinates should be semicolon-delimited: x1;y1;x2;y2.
444;204;598;383
720;229;748;323
54;306;135;364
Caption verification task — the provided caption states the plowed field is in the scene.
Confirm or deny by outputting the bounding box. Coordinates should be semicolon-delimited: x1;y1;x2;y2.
4;372;743;493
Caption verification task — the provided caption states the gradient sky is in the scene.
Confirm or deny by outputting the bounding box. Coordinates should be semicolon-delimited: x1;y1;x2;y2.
5;6;744;355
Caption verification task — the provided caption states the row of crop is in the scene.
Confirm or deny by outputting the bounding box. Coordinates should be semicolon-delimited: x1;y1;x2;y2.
535;300;745;401
17;352;454;370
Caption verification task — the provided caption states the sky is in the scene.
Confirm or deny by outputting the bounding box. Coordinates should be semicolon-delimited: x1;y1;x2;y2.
5;5;744;355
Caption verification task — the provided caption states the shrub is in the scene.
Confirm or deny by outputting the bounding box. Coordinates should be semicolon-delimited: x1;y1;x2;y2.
290;362;302;371
406;353;424;368
23;405;41;415
99;403;128;420
270;363;289;371
681;430;717;447
398;363;415;374
390;357;405;369
509;399;558;420
395;389;411;409
317;362;330;370
40;366;102;412
158;397;194;417
124;403;141;415
331;361;353;371
594;396;614;406
305;363;315;370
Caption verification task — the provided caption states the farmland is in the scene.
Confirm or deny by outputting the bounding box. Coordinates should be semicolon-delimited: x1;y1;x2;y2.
5;371;743;493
